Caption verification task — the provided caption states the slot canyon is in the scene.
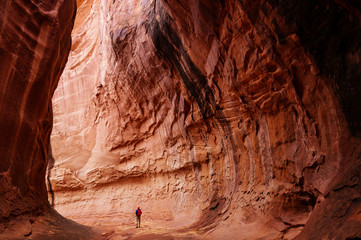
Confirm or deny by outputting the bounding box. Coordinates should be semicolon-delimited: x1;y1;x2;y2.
1;0;361;239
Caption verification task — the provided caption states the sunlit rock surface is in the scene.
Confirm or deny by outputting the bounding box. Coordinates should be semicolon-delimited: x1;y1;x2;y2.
51;0;361;239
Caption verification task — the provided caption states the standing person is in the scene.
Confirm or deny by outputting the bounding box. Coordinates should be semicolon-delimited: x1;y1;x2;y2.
135;207;142;228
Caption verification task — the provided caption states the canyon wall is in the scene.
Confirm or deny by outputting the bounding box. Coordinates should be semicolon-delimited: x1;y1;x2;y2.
50;0;361;239
0;0;74;220
0;1;100;239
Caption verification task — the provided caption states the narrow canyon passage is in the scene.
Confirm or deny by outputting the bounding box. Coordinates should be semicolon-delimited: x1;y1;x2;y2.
1;0;361;239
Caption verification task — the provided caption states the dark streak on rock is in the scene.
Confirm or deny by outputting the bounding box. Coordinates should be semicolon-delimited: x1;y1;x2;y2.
146;2;216;119
146;0;241;228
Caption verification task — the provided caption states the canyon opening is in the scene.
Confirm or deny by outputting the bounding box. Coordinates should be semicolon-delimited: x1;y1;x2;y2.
1;0;361;239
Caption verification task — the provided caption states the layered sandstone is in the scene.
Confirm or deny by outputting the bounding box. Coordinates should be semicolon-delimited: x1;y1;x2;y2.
47;0;361;239
0;1;101;239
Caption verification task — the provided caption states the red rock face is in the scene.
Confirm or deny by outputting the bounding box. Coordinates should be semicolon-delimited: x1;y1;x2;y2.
1;0;360;239
50;0;361;238
0;0;75;216
0;1;101;239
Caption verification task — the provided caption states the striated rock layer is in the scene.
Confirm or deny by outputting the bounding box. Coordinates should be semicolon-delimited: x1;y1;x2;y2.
51;0;361;239
0;1;100;239
0;0;73;216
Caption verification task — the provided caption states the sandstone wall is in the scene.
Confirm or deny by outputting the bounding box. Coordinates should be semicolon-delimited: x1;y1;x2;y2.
51;0;361;239
0;1;103;239
0;0;75;219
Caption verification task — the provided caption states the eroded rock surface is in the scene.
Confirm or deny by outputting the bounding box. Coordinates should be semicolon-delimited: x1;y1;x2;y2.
0;1;101;239
0;0;74;216
50;0;361;239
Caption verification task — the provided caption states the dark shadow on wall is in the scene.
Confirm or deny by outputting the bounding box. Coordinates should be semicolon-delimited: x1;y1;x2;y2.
264;0;361;136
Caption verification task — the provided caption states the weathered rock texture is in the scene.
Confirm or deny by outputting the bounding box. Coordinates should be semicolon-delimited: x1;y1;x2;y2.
0;0;73;217
0;1;101;239
50;0;361;239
